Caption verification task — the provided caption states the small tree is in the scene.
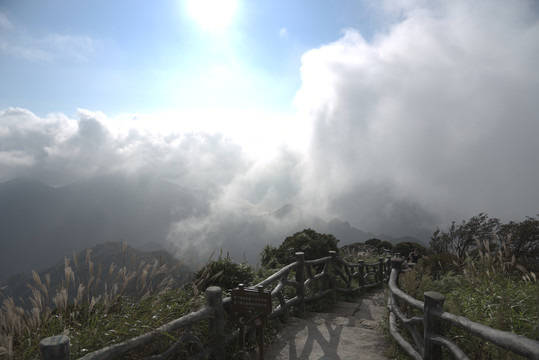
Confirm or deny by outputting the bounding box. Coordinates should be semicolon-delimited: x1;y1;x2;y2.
429;213;500;259
498;216;539;272
429;228;451;254
365;238;382;247
259;244;280;269
260;229;339;267
394;241;426;260
376;240;393;252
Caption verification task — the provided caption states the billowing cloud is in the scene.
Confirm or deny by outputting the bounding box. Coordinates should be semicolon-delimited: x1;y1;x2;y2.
0;107;249;189
293;0;539;235
0;106;310;266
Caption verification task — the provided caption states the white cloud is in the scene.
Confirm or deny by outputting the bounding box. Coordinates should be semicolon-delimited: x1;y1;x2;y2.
0;42;53;61
42;34;97;61
0;12;98;62
293;0;539;233
0;107;254;187
0;150;35;167
0;12;13;30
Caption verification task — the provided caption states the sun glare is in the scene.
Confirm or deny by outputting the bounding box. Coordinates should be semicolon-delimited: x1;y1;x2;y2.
187;0;237;30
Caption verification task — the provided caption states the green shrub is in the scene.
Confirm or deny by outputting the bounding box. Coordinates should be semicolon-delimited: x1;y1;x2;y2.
420;252;459;279
260;229;339;267
376;240;393;252
499;216;539;273
194;253;255;291
259;244;280;269
365;238;382;247
393;242;427;260
398;261;434;301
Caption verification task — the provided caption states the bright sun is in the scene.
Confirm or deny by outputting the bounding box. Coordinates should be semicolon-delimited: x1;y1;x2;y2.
187;0;237;30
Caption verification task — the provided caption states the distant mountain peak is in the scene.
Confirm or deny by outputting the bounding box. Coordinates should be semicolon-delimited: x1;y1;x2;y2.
269;203;298;218
328;218;351;228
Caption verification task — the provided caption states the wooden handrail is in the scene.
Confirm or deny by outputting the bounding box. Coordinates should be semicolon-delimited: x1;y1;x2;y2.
436;308;539;358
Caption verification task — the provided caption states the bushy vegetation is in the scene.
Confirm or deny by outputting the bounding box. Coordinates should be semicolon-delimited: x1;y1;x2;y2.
0;243;197;359
395;214;539;360
193;251;255;291
429;213;539;272
416;252;459;280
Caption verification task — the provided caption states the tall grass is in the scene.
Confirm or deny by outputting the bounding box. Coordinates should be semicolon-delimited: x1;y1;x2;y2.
398;235;538;359
0;243;191;359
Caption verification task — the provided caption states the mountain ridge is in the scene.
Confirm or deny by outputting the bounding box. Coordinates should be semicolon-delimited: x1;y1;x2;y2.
0;176;200;283
0;177;428;283
267;204;427;247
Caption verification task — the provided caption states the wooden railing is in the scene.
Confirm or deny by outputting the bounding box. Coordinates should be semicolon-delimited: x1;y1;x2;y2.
39;251;391;360
387;258;539;360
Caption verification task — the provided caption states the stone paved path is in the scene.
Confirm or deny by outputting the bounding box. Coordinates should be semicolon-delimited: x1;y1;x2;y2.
260;289;391;360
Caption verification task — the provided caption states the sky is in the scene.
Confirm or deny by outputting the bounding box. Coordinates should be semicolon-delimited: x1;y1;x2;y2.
1;0;539;245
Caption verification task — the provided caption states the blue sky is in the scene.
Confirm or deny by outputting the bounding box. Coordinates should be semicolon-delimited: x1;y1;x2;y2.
1;0;539;244
0;0;380;116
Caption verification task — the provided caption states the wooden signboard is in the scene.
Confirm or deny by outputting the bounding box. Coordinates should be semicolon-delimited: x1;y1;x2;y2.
231;285;272;359
231;284;272;322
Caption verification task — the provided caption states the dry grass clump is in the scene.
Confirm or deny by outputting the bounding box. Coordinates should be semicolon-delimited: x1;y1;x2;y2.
397;234;538;360
467;234;537;283
0;243;189;359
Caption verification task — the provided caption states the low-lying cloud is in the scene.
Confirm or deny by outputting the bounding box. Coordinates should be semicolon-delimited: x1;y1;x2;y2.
1;0;538;264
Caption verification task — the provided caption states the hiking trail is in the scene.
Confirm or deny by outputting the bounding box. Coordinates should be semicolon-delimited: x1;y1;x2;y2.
261;288;391;360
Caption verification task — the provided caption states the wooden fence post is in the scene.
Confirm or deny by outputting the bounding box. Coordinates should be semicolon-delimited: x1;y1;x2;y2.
329;251;337;302
39;335;70;360
206;286;225;360
295;252;305;317
391;257;403;274
378;258;384;283
357;260;365;288
423;291;445;360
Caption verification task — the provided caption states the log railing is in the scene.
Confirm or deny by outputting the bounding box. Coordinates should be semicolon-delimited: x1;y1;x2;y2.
40;251;390;360
387;258;539;360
